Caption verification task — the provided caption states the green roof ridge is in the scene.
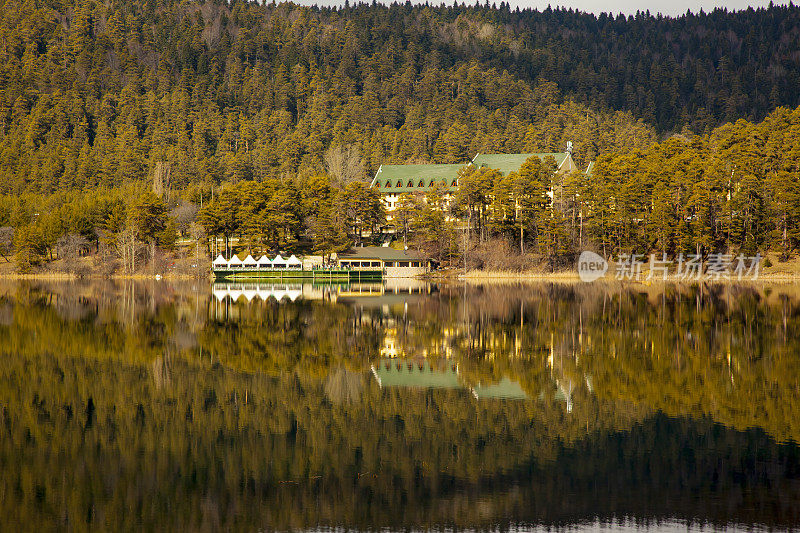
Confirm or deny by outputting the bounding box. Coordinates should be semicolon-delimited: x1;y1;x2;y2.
370;153;576;193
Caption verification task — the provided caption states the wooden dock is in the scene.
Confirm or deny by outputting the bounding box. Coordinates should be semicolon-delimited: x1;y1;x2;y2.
212;267;383;282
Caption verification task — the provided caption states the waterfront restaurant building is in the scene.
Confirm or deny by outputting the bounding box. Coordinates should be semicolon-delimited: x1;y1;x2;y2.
337;246;431;277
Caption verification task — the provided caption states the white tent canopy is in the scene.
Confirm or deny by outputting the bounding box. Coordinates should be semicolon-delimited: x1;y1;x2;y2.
242;255;258;267
213;289;228;302
213;254;228;267
286;255;302;268
243;289;258;301
272;289;288;300
272;254;287;268
286;289;302;301
228;255;243;267
257;255;272;268
255;288;272;300
228;289;243;301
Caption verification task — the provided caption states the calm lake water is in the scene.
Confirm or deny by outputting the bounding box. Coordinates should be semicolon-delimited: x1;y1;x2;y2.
1;280;799;531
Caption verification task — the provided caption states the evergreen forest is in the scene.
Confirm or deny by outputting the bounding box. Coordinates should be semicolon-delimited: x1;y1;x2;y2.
2;0;800;271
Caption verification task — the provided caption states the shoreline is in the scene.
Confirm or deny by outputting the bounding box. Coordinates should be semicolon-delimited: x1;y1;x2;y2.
432;269;800;284
1;269;799;284
0;272;208;281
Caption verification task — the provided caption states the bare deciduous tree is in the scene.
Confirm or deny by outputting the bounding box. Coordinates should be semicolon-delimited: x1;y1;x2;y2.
0;226;13;262
152;355;172;389
324;144;365;186
56;233;89;273
324;367;363;405
172;201;199;237
189;222;207;276
152;161;171;199
115;223;141;274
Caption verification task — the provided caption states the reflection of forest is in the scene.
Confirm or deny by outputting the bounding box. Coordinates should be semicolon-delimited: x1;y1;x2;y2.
379;282;800;444
3;280;800;440
1;281;799;529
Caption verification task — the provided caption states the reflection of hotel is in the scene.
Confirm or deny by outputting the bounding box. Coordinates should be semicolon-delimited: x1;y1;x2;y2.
371;359;460;389
372;322;588;409
380;327;401;358
370;358;527;400
471;378;528;400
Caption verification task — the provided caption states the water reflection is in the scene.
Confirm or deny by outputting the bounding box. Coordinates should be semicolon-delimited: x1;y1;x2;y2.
211;280;432;304
370;358;529;400
1;280;799;530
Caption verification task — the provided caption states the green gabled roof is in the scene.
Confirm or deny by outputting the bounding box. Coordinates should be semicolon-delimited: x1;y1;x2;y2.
370;163;465;194
372;359;460;389
471;152;573;176
471;378;528;400
338;246;426;261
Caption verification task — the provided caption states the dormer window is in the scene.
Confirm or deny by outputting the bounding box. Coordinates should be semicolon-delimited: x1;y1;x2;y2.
407;180;413;187
418;180;424;187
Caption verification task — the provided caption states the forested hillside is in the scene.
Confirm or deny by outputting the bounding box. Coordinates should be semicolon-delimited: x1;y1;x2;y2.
440;104;800;267
2;0;799;193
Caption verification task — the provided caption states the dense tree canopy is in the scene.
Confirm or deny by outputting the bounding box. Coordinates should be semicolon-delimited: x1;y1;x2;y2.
0;0;669;197
1;0;799;271
390;105;800;268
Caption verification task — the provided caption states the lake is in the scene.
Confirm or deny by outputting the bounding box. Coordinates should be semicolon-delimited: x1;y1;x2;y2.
1;280;799;531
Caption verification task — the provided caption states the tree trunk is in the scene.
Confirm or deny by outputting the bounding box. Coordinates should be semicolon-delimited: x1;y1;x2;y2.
783;212;788;259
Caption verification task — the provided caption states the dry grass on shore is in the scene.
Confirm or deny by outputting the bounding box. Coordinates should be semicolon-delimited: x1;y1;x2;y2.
455;271;800;284
460;270;582;282
0;272;78;280
0;251;211;281
442;252;800;284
